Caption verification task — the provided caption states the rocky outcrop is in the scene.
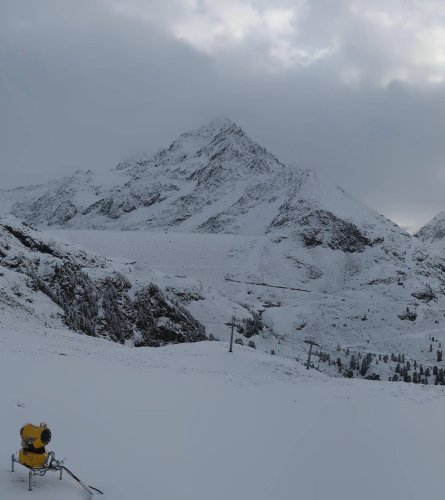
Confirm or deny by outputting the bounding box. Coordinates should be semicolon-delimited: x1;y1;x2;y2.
0;218;206;346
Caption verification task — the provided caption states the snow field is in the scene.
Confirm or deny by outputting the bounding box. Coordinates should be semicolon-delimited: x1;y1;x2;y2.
47;229;445;368
2;326;445;500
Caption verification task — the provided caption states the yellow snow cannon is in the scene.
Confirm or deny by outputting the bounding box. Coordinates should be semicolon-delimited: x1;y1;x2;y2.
18;422;52;469
11;423;103;494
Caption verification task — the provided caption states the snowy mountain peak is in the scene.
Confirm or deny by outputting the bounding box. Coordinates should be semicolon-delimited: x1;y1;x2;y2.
193;115;239;136
415;212;445;242
0;118;413;247
117;116;282;180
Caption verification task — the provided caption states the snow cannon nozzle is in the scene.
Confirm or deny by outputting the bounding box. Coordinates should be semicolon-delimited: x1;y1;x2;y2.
20;422;52;447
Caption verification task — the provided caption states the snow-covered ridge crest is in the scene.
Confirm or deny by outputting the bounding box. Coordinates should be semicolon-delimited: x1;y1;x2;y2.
416;212;445;243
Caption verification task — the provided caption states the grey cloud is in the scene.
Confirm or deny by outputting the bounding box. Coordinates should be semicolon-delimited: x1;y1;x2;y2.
1;0;445;231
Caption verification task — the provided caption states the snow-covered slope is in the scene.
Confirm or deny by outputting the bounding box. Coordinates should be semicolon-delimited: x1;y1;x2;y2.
0;217;206;346
45;228;445;383
0;169;126;227
2;324;445;500
416;212;445;243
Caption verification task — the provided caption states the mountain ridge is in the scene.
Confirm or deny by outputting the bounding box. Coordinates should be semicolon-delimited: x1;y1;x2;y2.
416;211;445;243
0;118;409;253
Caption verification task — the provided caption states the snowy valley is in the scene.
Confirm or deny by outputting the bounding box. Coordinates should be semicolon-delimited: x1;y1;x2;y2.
1;118;445;382
3;118;445;499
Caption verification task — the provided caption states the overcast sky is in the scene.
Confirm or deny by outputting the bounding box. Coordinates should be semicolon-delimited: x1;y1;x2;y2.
2;1;445;231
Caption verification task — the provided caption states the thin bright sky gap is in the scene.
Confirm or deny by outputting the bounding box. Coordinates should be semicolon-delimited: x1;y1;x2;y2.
2;0;445;232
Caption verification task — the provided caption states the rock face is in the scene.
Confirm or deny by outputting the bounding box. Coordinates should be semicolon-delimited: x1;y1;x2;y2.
267;202;373;253
0;170;103;228
0;217;206;346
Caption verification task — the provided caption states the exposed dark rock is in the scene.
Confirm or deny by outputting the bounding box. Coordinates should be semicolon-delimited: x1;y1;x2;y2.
411;286;437;303
398;308;417;321
48;201;77;225
134;284;206;346
268;205;372;253
3;225;56;256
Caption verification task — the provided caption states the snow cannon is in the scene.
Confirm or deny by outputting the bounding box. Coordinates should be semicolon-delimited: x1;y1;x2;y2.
11;423;103;495
19;423;52;469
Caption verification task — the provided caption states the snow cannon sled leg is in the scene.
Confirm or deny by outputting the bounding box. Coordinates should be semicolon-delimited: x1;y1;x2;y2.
11;450;63;492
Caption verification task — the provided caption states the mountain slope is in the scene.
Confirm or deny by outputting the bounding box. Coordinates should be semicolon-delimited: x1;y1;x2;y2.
0;217;206;346
0;118;407;252
47;227;445;370
416;212;445;243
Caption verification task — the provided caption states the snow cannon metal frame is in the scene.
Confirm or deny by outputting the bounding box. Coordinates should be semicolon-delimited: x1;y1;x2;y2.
11;450;64;492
